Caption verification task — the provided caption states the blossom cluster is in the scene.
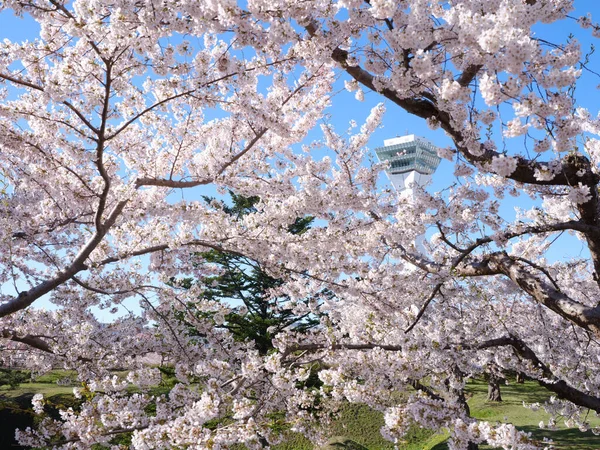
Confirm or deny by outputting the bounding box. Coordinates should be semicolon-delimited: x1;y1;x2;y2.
1;1;600;449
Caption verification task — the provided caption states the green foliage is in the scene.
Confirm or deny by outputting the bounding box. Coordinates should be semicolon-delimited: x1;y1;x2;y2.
199;247;319;355
0;368;30;390
178;192;320;355
210;191;260;219
151;365;178;396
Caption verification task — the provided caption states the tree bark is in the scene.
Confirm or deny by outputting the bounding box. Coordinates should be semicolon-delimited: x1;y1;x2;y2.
446;366;479;450
487;373;503;402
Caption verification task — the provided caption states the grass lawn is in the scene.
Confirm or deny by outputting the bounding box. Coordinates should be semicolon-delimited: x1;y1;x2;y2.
0;369;77;398
0;381;75;397
283;379;600;449
273;379;600;449
2;372;600;449
428;379;600;450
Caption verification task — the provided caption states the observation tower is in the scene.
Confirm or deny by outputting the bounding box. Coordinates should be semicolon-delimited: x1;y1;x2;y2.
375;134;441;195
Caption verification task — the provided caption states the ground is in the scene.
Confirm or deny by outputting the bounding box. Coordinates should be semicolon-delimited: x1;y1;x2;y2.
1;372;599;449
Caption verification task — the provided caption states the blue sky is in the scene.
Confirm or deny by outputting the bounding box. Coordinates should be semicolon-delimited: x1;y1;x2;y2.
2;2;600;317
3;1;600;189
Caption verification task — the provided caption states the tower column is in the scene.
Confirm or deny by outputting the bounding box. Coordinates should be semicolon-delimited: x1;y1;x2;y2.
375;135;441;253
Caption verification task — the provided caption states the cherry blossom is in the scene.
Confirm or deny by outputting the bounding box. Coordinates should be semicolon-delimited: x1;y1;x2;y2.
2;1;600;449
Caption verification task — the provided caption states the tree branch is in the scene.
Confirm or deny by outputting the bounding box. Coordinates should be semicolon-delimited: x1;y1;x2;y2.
0;200;128;318
456;252;600;336
320;37;600;189
471;335;600;412
405;282;443;333
1;329;53;354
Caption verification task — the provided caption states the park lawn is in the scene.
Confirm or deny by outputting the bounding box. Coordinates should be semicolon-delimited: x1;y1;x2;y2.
0;382;75;398
271;403;421;450
465;378;600;450
300;379;600;449
427;379;600;450
0;369;78;398
307;379;600;449
3;373;600;449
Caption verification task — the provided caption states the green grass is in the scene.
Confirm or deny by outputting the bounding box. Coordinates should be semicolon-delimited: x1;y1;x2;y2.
3;372;600;449
268;403;436;450
0;382;75;398
0;369;78;398
326;403;396;449
464;379;600;450
32;369;77;384
306;379;600;449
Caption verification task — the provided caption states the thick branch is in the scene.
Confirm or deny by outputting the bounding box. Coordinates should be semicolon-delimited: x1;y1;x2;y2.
94;60;114;231
457;252;600;336
394;231;600;337
285;335;600;413
473;335;600;412
457;64;483;87
325;42;600;188
1;329;53;353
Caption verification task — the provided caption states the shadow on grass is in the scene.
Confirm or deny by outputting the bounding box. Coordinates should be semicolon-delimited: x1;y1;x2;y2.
520;425;600;450
0;392;83;449
0;394;36;449
430;440;448;450
321;436;369;449
428;425;600;450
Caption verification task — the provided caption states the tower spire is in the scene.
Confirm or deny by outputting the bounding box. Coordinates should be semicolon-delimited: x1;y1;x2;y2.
374;134;441;196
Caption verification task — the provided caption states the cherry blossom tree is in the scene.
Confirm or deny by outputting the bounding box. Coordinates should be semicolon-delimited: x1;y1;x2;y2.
2;0;600;449
235;0;600;446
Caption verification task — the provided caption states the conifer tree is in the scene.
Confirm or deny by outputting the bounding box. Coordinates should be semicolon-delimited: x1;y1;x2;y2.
179;192;319;355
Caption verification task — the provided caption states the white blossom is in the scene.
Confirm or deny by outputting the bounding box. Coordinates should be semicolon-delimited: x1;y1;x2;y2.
490;155;518;177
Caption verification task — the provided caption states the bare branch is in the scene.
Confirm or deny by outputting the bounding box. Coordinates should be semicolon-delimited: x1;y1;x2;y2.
405;282;443;333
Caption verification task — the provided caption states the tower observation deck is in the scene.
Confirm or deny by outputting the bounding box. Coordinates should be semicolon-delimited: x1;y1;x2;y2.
374;134;441;194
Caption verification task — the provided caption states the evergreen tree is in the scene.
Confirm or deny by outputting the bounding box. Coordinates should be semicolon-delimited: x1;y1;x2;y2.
180;192;319;355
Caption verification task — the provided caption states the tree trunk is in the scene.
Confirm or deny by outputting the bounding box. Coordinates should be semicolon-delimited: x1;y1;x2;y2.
516;372;525;384
487;374;503;402
446;366;480;450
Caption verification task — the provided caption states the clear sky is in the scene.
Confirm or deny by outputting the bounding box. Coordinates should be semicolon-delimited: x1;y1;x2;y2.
2;1;600;317
3;2;600;190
